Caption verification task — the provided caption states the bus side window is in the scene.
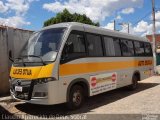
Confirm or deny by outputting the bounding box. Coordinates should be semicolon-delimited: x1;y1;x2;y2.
121;39;134;56
144;43;153;56
86;34;103;57
61;31;86;62
103;37;115;56
113;39;121;56
134;41;145;56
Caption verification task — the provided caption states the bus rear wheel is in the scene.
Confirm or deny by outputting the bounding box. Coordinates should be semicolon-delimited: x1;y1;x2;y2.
66;85;84;110
127;75;139;90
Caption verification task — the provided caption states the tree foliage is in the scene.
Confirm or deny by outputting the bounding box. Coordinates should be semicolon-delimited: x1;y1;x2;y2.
43;9;99;27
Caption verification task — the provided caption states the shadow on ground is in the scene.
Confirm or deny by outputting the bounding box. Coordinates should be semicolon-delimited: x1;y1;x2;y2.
0;105;22;120
15;82;159;116
0;92;10;98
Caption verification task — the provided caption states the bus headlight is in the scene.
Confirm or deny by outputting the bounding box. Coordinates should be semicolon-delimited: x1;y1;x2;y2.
32;78;56;98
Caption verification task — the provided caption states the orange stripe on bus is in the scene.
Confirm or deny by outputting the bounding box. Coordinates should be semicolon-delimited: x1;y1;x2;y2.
59;60;153;76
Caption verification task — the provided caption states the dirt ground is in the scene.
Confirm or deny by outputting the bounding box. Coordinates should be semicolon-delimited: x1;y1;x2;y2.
0;76;160;120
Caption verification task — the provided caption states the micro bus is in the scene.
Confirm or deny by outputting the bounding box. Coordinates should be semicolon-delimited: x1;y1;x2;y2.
10;22;153;109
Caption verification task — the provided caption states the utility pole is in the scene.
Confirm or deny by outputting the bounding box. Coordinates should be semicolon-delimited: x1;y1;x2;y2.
152;0;157;73
114;20;116;31
127;23;129;34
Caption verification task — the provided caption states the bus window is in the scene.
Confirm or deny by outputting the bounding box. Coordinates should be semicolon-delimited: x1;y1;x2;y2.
87;34;103;57
121;40;134;56
61;32;86;61
113;39;122;56
144;43;152;56
134;41;145;56
104;37;115;56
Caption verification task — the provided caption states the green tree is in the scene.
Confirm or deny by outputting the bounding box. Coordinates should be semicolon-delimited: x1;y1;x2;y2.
43;9;99;27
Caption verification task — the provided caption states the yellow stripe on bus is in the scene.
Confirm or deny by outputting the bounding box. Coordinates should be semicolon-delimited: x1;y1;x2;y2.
10;59;153;79
10;63;54;79
59;60;153;76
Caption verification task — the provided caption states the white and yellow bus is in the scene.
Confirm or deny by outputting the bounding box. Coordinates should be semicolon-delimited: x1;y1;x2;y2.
10;22;153;109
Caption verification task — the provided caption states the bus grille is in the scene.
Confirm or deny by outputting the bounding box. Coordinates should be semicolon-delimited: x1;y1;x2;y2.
10;79;34;100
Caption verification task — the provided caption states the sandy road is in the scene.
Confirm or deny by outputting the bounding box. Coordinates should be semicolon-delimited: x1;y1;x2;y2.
0;76;160;120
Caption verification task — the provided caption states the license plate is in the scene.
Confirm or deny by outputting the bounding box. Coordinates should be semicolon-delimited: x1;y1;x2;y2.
15;86;22;92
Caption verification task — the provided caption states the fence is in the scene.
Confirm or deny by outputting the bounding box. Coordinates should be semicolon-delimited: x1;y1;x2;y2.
0;26;33;95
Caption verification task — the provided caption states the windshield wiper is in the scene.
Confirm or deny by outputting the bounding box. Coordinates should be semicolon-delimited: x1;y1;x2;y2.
21;55;46;65
14;57;26;66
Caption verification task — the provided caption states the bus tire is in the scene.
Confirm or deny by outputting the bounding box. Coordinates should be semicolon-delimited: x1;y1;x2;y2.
66;85;84;110
127;75;139;90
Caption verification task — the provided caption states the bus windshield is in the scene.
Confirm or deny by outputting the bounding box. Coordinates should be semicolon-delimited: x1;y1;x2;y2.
20;28;66;62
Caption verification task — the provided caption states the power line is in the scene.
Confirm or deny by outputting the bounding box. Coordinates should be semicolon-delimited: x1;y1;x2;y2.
121;8;160;31
155;8;160;11
121;10;152;31
131;9;160;28
132;11;152;26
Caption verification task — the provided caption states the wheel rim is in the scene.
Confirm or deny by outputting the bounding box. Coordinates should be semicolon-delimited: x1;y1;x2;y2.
73;90;82;106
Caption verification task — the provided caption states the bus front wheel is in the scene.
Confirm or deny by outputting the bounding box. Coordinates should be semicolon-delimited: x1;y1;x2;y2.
66;85;84;110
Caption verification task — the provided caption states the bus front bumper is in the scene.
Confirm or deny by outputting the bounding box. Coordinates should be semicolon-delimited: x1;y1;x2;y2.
10;79;65;105
10;89;49;104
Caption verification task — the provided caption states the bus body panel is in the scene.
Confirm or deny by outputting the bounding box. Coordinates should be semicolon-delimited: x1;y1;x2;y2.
9;22;153;105
58;57;153;98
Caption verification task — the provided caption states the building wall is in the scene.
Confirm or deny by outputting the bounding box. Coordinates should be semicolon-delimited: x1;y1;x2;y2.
146;34;160;46
146;34;160;65
0;26;33;95
0;28;9;95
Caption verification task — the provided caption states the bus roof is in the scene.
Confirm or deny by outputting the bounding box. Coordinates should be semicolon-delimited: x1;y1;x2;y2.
42;22;149;42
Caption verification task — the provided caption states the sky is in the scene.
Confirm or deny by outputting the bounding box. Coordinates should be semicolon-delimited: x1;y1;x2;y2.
0;0;160;36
